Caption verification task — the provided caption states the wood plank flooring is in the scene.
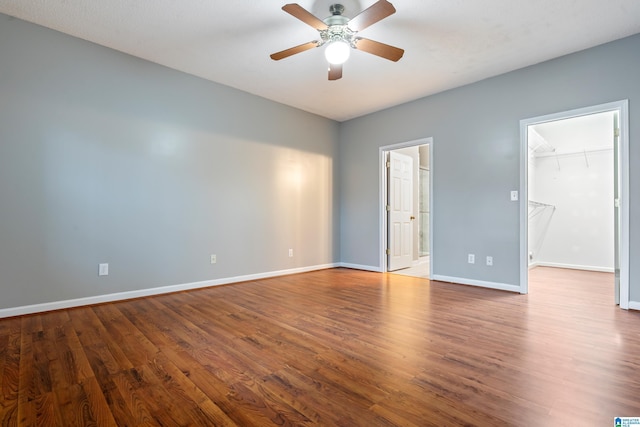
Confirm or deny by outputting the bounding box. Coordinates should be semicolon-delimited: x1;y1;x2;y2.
1;267;639;426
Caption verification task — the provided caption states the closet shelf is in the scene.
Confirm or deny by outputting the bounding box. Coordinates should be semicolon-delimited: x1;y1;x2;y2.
528;200;554;208
528;200;556;220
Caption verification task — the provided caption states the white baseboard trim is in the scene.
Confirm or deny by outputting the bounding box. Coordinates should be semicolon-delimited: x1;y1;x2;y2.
431;274;521;293
534;262;614;273
628;301;640;311
0;263;339;319
338;262;383;272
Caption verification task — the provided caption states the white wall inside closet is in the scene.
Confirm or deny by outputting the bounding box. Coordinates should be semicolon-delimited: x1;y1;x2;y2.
528;112;614;272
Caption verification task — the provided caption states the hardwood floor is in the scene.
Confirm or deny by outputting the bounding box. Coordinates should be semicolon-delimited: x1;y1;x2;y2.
1;267;639;426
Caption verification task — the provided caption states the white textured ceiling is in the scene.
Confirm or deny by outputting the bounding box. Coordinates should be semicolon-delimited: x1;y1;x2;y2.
1;0;639;121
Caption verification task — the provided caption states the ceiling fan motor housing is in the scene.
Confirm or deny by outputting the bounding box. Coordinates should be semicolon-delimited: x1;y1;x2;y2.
321;4;355;47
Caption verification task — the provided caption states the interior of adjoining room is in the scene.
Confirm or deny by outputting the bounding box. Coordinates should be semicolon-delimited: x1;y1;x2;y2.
385;143;431;279
528;111;615;274
524;105;625;305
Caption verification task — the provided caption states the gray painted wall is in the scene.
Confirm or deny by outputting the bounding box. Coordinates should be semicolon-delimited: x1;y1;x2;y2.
1;12;639;311
0;14;339;310
339;34;639;299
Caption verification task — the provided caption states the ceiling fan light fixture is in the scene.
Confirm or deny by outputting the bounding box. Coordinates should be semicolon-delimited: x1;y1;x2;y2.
270;1;404;79
324;40;351;65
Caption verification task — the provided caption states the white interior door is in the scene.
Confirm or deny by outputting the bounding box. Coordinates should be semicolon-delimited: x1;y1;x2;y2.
388;151;414;271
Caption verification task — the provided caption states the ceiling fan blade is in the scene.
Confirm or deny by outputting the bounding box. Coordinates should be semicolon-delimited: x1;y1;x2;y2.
270;41;319;60
282;4;328;30
355;38;404;61
348;0;396;32
328;63;343;80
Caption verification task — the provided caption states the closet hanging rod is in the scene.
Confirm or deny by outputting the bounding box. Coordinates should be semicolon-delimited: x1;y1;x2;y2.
534;145;612;158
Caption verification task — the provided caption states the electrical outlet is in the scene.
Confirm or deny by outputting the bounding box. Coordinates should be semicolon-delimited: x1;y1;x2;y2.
510;190;519;201
210;254;217;264
468;254;475;264
486;256;493;266
98;263;109;276
288;248;293;257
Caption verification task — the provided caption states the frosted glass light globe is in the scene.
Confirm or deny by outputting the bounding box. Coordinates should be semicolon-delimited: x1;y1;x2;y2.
324;40;351;65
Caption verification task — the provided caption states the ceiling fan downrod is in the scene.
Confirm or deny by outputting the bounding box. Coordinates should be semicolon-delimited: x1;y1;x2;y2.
329;4;345;15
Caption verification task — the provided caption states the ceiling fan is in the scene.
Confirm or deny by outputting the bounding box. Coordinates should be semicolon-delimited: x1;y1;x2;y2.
270;1;404;80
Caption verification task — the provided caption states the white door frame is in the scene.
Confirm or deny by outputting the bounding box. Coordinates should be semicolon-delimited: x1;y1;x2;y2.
519;100;629;309
380;137;433;274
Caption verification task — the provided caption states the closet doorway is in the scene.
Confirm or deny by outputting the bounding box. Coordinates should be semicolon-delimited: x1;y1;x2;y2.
379;138;432;279
519;101;629;308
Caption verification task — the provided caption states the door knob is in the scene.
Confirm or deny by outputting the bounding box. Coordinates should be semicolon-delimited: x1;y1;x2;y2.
410;216;415;220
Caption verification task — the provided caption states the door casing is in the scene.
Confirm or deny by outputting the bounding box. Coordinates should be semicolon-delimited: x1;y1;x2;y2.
380;137;433;274
519;100;630;308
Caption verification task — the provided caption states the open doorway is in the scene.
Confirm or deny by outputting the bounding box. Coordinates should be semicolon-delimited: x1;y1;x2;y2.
519;101;629;308
379;138;432;278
